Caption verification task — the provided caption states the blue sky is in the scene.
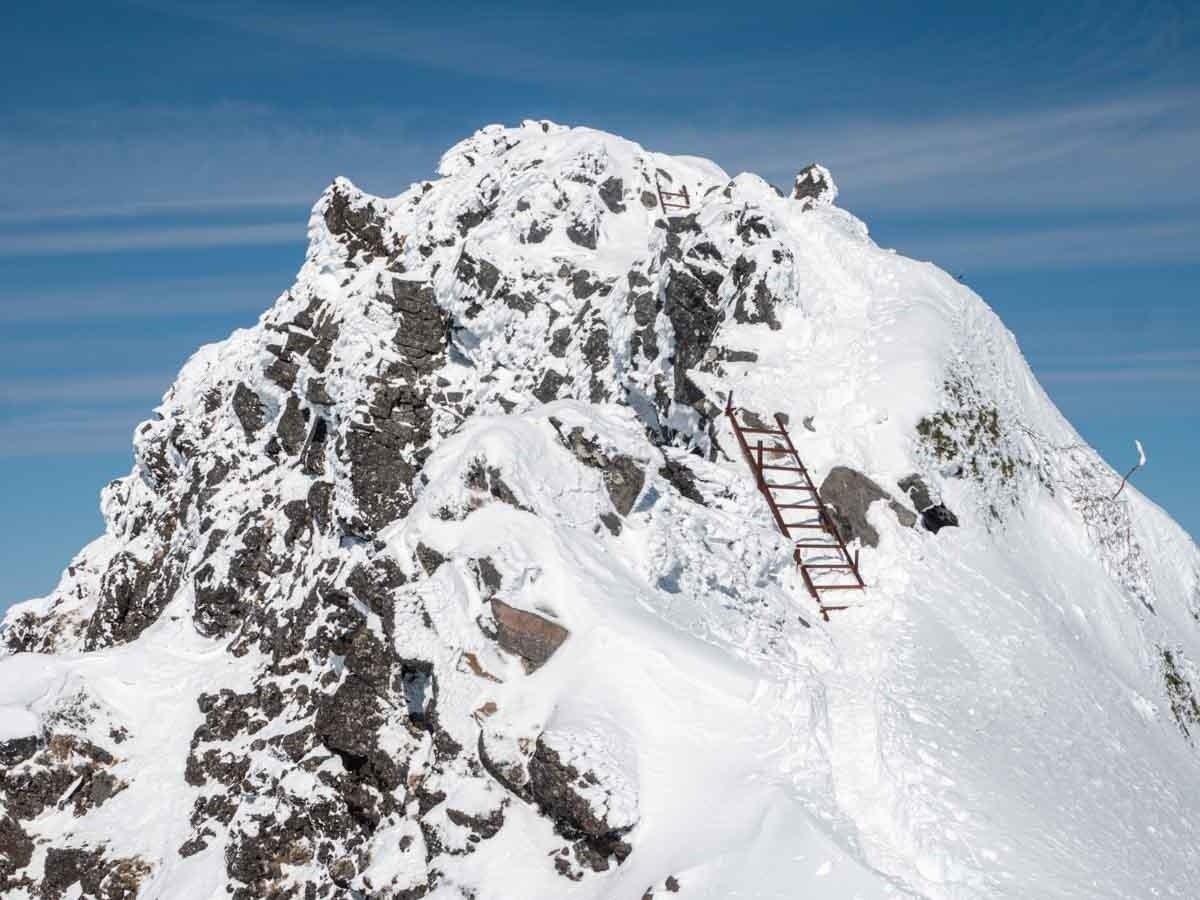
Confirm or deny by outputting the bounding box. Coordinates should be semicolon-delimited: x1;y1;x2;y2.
1;0;1197;611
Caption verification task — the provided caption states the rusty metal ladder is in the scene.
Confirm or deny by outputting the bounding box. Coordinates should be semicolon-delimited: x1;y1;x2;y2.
656;176;690;212
725;395;866;620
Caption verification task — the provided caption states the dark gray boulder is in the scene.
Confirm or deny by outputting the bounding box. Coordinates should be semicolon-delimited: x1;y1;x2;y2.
922;504;960;533
819;466;916;547
605;456;645;516
897;473;934;512
566;219;598;249
898;474;959;533
659;459;705;505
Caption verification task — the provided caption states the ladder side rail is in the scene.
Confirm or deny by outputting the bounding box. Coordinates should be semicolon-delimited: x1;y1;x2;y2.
774;412;866;582
725;404;793;538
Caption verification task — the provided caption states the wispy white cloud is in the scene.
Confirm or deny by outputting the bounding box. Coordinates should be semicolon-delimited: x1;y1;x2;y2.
0;197;304;227
0;102;444;227
0;274;279;322
0;332;223;368
0;373;172;406
650;89;1200;217
1110;349;1200;363
0;221;300;257
0;407;146;457
0;377;163;455
128;0;726;86
893;217;1200;272
1041;366;1200;384
2;86;1196;271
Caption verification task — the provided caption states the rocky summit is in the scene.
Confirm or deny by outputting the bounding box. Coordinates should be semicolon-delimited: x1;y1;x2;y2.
2;120;1199;899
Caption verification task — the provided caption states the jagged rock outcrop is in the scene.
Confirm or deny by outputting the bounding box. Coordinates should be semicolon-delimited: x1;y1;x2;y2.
898;473;960;534
528;737;635;877
819;466;916;547
792;163;837;209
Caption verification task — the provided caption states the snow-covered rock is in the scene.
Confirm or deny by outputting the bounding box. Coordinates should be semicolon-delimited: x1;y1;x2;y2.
2;119;1199;899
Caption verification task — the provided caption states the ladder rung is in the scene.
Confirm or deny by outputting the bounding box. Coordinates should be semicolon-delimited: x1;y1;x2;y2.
727;399;870;606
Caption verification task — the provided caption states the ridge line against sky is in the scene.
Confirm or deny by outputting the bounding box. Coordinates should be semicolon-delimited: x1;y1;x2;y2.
5;88;1199;220
0;0;1196;607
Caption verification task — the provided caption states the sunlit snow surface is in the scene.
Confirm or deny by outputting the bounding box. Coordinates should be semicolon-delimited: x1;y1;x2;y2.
2;120;1199;899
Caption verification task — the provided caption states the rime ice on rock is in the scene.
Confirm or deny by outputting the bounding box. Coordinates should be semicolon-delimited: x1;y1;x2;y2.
792;163;838;209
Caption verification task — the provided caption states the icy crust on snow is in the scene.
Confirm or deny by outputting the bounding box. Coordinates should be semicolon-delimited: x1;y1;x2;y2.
2;120;1200;899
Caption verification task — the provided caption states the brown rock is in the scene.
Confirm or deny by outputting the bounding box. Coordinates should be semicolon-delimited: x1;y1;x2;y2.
490;600;568;670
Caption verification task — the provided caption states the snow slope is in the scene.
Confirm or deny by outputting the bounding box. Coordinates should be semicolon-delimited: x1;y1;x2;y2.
2;120;1199;900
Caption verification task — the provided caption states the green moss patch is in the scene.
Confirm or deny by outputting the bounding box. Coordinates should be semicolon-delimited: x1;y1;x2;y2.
915;376;1025;489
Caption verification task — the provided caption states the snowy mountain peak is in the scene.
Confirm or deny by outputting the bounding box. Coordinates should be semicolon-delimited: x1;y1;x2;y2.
2;121;1199;900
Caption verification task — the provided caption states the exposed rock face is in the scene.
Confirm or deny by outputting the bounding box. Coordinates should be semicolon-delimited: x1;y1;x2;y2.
659;459;705;505
819;466;916;547
554;422;646;519
490;600;569;671
41;846;152;900
792;163;838;209
663;267;722;406
348;278;449;532
528;739;634;875
231;384;265;438
598;176;626;213
323;180;399;260
0;737;39;768
731;277;782;330
0;732;134;895
0;815;33;891
898;473;959;533
897;473;934;512
921;504;960;533
83;551;181;650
